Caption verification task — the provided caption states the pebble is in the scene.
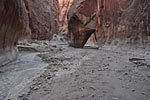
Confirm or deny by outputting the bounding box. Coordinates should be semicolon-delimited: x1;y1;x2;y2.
113;98;119;100
132;89;135;92
18;93;25;97
141;92;145;95
124;72;128;75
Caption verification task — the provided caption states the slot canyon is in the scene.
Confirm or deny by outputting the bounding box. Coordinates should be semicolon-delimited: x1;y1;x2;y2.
0;0;150;100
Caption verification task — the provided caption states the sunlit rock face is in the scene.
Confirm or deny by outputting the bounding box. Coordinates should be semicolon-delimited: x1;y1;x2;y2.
0;0;24;66
21;0;59;40
68;0;150;48
58;0;74;34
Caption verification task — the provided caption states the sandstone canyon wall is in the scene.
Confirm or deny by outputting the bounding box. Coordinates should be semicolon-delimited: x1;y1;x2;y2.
21;0;59;40
0;0;24;66
0;0;59;66
58;0;74;34
68;0;150;48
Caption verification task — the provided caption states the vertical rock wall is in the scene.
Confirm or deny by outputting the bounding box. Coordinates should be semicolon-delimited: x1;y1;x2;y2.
68;0;150;48
21;0;59;40
0;0;24;66
96;0;150;48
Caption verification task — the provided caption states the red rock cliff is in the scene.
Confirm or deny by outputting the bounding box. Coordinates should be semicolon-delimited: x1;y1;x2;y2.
68;0;150;48
20;0;59;40
0;0;24;66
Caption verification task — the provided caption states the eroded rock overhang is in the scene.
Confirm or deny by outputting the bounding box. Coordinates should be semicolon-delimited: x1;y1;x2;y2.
68;0;150;48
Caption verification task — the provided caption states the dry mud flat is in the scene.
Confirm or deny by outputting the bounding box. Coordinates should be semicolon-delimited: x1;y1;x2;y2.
0;40;150;100
18;41;150;100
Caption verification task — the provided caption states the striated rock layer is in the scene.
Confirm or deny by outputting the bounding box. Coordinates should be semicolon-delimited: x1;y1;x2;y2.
68;0;150;48
0;0;24;66
20;0;59;40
